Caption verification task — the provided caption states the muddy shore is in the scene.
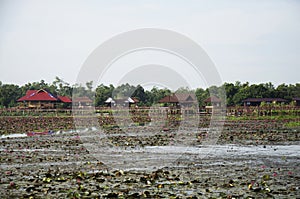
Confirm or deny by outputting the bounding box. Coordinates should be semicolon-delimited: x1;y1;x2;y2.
0;116;300;198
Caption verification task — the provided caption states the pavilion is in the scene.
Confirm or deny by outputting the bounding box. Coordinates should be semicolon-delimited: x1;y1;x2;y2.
17;89;71;109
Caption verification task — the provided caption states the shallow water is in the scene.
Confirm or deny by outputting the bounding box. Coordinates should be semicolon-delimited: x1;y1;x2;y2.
0;127;99;139
82;143;300;171
1;128;299;171
0;133;27;138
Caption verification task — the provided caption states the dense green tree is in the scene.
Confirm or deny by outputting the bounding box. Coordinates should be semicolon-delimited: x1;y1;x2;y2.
175;87;191;93
275;84;289;99
52;76;72;96
150;87;171;104
132;85;146;105
72;83;93;99
224;83;239;106
292;83;300;98
274;83;300;101
113;83;136;98
0;84;22;107
95;84;114;106
195;88;208;108
248;84;269;98
232;82;250;105
144;90;154;106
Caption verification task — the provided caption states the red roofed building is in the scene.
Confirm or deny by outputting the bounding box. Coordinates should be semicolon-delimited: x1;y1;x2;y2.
58;96;72;103
17;89;72;109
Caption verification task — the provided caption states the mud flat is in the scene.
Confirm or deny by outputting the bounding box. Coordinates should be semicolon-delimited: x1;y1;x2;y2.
1;126;300;198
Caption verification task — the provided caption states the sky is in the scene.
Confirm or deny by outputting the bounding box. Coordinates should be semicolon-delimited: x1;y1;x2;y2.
0;0;299;89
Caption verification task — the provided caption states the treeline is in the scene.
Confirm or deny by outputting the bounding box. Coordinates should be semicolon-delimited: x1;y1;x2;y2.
0;77;299;108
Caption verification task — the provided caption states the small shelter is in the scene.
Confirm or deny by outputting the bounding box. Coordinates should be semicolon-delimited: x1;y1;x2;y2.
158;93;197;107
73;96;93;108
105;97;139;107
17;89;71;109
243;98;288;106
204;96;222;114
204;96;222;106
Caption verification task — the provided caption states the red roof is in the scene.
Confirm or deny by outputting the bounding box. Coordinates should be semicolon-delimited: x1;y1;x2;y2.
26;90;37;96
158;95;179;103
17;89;71;103
17;90;38;101
58;96;72;103
158;93;196;103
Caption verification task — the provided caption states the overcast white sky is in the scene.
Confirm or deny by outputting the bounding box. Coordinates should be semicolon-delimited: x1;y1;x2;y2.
0;0;299;88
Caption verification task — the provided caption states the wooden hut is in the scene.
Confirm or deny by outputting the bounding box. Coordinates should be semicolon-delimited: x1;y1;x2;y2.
203;96;222;114
158;93;196;107
73;96;93;108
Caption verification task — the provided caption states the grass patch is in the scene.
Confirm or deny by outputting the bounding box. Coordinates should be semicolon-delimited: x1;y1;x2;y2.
284;121;300;127
227;115;300;121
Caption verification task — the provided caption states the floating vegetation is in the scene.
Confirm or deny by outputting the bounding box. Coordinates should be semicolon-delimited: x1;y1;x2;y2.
0;118;299;198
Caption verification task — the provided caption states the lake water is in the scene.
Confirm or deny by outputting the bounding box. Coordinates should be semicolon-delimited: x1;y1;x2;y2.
1;129;299;170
